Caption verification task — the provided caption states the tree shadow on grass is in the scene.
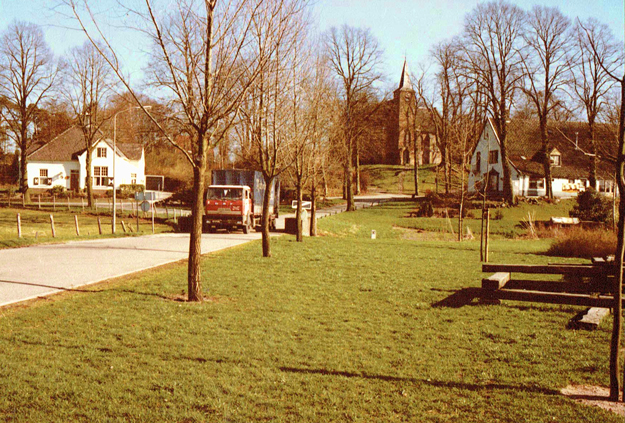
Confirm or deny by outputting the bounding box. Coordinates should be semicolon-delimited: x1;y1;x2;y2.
0;279;183;303
431;288;482;308
279;366;558;395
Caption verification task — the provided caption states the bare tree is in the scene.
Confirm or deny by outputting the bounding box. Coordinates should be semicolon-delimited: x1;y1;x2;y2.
64;0;290;300
235;0;310;256
521;5;572;199
571;18;621;188
0;21;57;202
61;41;117;207
462;0;526;204
324;25;383;211
580;19;625;403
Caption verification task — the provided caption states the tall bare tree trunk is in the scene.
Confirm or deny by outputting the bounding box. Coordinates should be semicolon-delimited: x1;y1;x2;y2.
85;148;94;207
310;181;317;236
188;160;207;302
355;140;361;195
346;139;355;211
295;177;303;242
261;175;274;258
540;118;553;199
19;147;29;203
610;79;625;402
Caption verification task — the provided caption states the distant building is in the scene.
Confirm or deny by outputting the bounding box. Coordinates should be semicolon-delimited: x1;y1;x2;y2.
25;126;145;192
384;60;440;166
468;118;616;198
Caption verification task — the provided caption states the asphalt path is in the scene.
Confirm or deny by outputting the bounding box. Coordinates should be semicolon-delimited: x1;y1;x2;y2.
0;193;408;308
0;232;261;308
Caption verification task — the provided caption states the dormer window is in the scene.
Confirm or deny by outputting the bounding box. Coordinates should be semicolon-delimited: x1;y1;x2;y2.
97;147;107;158
488;150;498;164
549;149;561;167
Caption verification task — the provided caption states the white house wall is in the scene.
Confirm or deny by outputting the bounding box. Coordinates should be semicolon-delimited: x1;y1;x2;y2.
28;140;145;191
468;121;505;193
78;141;145;189
26;161;79;189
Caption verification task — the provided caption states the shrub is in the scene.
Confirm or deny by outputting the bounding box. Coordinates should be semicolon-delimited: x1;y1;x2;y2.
569;188;612;222
491;208;504;220
49;185;66;198
118;184;145;199
417;201;434;217
546;227;616;258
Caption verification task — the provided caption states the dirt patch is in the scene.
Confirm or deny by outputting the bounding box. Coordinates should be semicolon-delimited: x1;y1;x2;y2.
561;385;624;416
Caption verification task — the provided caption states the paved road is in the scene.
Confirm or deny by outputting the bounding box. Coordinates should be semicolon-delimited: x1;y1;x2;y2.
0;193;404;308
0;232;261;307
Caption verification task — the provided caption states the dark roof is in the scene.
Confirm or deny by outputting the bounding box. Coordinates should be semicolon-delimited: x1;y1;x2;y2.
27;126;143;161
397;59;414;92
497;119;617;180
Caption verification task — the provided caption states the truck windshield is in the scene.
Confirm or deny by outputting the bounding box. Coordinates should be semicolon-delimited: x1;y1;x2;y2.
206;188;243;200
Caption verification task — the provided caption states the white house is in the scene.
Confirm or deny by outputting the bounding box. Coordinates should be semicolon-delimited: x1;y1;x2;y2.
468;118;616;198
26;126;145;192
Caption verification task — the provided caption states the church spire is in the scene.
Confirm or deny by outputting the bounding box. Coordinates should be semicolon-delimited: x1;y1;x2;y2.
398;59;413;91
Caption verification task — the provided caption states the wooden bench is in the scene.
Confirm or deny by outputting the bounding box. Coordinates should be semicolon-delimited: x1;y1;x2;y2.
481;263;614;308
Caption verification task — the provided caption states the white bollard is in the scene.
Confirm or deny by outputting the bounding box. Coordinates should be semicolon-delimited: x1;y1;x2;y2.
371;230;376;239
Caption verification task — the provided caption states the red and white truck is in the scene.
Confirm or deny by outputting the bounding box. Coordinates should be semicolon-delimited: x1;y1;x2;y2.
202;170;279;233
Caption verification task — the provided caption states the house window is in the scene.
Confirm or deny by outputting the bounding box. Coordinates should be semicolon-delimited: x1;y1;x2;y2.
97;147;107;158
488;150;498;164
131;173;137;185
529;178;545;190
550;153;561;167
94;166;109;186
39;169;50;185
475;152;481;173
485;131;490;141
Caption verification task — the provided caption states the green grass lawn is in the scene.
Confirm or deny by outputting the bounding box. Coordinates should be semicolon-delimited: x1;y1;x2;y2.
0;207;176;249
0;202;620;422
364;164;451;195
392;199;578;239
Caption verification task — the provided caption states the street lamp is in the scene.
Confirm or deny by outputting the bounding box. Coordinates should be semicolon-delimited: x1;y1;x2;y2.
112;105;151;233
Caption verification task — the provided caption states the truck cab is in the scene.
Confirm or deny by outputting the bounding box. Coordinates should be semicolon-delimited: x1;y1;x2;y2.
204;185;254;233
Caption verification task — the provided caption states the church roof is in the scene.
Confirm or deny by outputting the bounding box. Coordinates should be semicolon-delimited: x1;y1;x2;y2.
398;59;414;91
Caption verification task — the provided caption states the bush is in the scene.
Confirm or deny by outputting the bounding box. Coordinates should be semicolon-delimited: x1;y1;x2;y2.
118;184;145;199
417;201;434;217
491;208;504;220
546;227;616;258
569;188;612;222
49;185;66;198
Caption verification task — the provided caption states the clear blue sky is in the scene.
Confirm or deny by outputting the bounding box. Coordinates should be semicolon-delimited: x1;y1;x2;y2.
0;0;623;88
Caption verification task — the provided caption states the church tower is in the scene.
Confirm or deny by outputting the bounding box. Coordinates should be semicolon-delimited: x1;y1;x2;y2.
388;60;417;165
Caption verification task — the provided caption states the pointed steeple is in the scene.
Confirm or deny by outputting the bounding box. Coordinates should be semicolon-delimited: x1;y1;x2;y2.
398;59;413;91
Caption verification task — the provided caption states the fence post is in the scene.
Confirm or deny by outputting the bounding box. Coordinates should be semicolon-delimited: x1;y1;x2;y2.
38;194;41;210
50;214;56;238
121;220;127;233
74;215;80;236
136;202;140;232
82;197;85;211
22;195;25;208
97;216;102;235
53;195;56;212
17;213;21;238
120;198;124;214
67;196;71;211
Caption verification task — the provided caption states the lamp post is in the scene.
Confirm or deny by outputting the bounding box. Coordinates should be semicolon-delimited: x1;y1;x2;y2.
112;105;151;233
